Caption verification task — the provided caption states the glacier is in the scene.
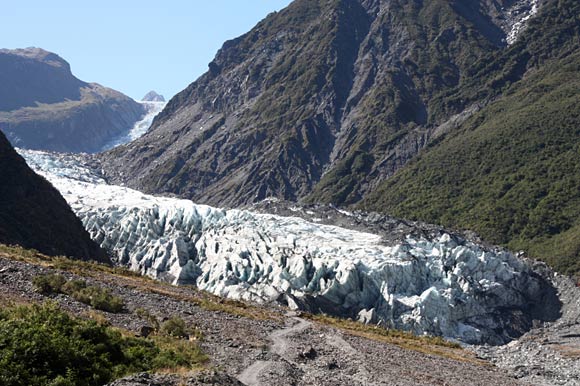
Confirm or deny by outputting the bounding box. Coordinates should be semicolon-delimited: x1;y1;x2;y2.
100;100;166;151
19;149;556;344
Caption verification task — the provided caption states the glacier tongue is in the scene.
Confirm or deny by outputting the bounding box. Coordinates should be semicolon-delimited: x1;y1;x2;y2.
100;101;166;151
19;149;555;344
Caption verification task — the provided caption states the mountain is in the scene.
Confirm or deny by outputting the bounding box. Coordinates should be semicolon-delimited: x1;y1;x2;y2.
361;0;580;276
99;0;549;205
102;0;514;203
0;47;145;153
142;90;165;102
100;0;579;273
0;130;107;262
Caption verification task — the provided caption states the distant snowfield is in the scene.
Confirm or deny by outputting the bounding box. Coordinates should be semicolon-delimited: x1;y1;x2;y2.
19;149;549;344
100;101;166;151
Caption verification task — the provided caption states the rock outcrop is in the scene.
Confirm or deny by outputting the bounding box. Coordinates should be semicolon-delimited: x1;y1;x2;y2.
0;47;145;153
0;131;107;262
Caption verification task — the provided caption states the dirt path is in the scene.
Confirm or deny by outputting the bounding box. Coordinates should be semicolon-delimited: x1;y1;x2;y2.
237;316;312;386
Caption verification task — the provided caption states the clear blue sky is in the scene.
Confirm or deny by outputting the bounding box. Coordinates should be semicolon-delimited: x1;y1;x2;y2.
2;1;292;100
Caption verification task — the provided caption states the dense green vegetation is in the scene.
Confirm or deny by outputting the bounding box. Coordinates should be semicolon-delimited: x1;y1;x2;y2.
0;303;206;386
33;274;125;313
431;0;580;121
364;51;580;276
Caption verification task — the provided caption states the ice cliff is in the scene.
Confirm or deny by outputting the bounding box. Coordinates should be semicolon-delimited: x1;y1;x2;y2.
20;149;556;344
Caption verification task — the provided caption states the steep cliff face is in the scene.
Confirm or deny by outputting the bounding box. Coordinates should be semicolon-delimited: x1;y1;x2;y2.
101;0;517;206
0;48;145;153
0;130;107;262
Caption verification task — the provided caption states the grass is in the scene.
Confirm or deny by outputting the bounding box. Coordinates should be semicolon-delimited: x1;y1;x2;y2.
302;313;485;364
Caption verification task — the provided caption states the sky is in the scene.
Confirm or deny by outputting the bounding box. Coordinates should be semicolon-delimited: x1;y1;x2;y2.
2;1;293;101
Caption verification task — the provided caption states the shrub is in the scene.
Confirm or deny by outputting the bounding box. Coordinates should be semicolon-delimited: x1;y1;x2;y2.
62;279;87;294
135;307;160;331
32;275;125;313
72;286;125;313
0;303;207;386
32;274;66;294
160;316;189;339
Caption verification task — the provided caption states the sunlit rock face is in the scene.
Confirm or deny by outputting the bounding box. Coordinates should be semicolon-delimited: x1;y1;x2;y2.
20;148;558;345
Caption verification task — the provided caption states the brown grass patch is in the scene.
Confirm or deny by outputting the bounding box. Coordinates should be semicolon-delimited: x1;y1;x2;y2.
304;313;488;365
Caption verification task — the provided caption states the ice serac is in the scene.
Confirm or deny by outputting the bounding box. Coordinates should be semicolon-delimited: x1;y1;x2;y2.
20;149;559;345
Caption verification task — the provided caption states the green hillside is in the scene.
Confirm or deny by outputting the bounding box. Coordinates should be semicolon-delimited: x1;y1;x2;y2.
364;50;580;275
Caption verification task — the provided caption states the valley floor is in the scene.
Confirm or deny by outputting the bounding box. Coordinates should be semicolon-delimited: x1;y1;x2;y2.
0;246;542;386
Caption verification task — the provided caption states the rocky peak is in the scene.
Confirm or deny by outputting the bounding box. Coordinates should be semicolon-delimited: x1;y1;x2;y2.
142;90;165;102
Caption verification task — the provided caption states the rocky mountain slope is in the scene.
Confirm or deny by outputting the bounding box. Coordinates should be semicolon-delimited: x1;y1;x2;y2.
0;47;145;153
101;0;517;204
0;131;106;262
99;0;548;204
101;0;580;276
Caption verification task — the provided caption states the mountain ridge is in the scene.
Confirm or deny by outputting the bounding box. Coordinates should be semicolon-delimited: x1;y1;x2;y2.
0;130;107;262
0;47;145;153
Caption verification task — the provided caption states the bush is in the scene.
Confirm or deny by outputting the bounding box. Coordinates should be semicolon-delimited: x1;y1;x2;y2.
32;274;66;294
0;303;207;386
62;279;87;294
160;316;189;339
32;275;125;313
72;286;125;313
135;307;160;331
